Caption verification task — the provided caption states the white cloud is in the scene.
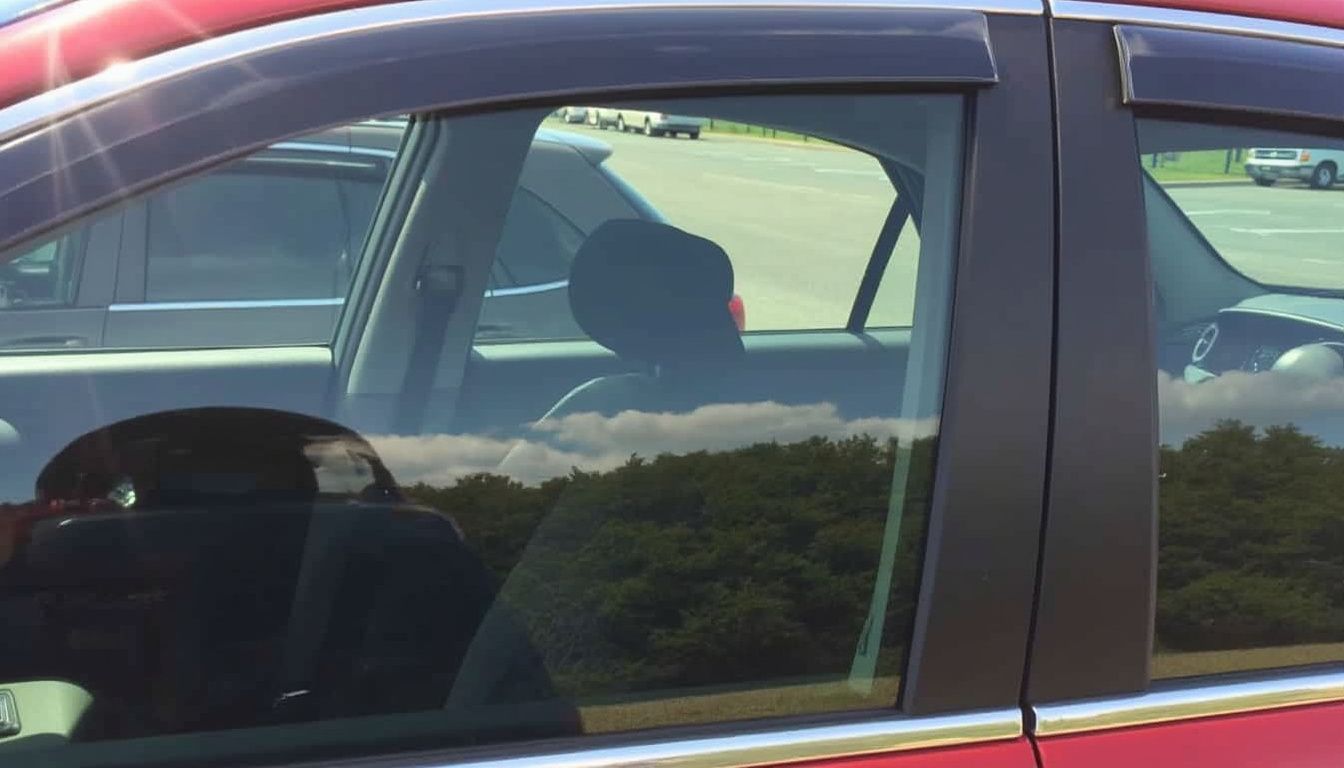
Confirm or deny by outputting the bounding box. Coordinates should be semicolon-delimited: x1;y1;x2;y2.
1159;370;1344;446
370;401;937;487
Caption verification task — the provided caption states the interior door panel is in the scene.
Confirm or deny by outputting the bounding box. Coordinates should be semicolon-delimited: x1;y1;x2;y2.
454;330;913;436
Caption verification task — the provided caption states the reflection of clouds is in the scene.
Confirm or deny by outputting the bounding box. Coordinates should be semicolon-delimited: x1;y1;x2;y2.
1160;370;1344;446
372;402;938;487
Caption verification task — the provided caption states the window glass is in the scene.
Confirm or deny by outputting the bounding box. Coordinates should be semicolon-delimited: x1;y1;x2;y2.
145;153;389;302
0;235;81;309
0;93;962;765
1139;119;1344;680
475;109;919;341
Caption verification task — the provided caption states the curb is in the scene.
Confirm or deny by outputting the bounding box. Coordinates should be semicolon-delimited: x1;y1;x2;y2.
1159;179;1253;189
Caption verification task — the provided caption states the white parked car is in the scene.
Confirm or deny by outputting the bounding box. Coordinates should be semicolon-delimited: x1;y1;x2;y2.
589;108;706;138
556;106;589;124
1245;147;1344;189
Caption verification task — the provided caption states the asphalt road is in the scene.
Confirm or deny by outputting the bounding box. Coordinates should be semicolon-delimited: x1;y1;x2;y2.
582;124;920;330
1166;183;1344;289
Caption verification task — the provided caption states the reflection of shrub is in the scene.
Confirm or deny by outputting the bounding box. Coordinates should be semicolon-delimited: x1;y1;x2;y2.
1159;572;1340;650
405;435;931;698
1158;421;1344;652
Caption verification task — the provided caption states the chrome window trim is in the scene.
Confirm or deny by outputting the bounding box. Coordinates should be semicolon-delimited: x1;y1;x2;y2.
271;141;398;160
389;709;1021;768
1049;1;1344;48
108;298;346;312
1032;667;1344;737
0;0;1039;146
105;285;568;311
484;278;569;298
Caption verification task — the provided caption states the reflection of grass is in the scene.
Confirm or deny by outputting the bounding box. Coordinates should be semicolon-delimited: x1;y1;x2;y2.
1144;150;1249;183
580;676;901;733
704;121;819;145
1154;642;1344;679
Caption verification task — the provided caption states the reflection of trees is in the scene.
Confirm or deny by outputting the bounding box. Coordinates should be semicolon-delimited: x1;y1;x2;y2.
1159;421;1344;654
407;435;930;698
408;419;1344;690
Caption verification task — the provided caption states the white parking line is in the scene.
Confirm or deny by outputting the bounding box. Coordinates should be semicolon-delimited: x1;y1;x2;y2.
1230;227;1344;236
1186;209;1270;216
813;168;886;177
1304;258;1339;265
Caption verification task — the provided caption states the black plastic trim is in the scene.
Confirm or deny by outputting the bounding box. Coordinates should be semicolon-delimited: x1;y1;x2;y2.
900;12;1054;715
0;6;997;252
1025;18;1156;704
1118;24;1344;122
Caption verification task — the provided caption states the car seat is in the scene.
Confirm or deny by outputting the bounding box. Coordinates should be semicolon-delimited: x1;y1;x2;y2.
534;218;745;422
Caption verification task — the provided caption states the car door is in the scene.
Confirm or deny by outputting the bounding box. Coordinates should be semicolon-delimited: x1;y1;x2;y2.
0;1;1051;766
1028;4;1344;766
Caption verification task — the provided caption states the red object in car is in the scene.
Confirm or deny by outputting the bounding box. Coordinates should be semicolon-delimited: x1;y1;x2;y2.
728;293;746;332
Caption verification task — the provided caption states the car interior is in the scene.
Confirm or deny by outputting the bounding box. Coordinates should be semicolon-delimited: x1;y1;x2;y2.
0;93;959;761
1138;119;1344;380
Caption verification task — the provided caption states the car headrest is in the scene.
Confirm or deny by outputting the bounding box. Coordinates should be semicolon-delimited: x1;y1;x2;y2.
569;219;744;367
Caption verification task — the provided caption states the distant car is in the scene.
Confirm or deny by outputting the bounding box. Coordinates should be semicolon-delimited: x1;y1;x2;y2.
556;106;588;124
590;108;706;138
1245;148;1344;189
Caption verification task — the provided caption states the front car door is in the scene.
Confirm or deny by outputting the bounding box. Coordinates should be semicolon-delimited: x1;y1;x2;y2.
1029;2;1344;765
0;1;1053;766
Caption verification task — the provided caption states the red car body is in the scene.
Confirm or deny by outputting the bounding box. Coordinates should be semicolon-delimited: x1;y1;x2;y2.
0;1;1340;767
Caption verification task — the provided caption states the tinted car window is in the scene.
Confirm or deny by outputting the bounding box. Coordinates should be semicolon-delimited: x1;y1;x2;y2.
489;189;584;291
0;234;82;309
0;93;963;764
1139;119;1344;679
145;156;386;302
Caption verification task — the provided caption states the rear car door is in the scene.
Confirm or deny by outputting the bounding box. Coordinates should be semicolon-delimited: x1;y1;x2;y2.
0;1;1052;766
1029;3;1344;766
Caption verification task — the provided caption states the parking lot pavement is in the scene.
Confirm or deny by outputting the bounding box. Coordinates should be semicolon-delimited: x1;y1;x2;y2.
1166;183;1344;288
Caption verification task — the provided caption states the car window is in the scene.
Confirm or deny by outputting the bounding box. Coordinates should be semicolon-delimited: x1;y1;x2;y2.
0;93;963;765
144;150;390;302
1138;119;1344;680
600;113;914;332
489;189;584;292
389;93;962;737
0;234;82;309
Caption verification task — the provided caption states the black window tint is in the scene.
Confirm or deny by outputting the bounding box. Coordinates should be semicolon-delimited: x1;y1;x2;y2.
1139;119;1344;679
144;148;390;305
146;170;350;301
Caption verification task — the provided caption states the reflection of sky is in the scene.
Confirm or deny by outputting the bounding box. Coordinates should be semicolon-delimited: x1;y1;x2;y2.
373;401;938;487
1160;370;1344;447
0;0;67;27
14;373;1344;506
